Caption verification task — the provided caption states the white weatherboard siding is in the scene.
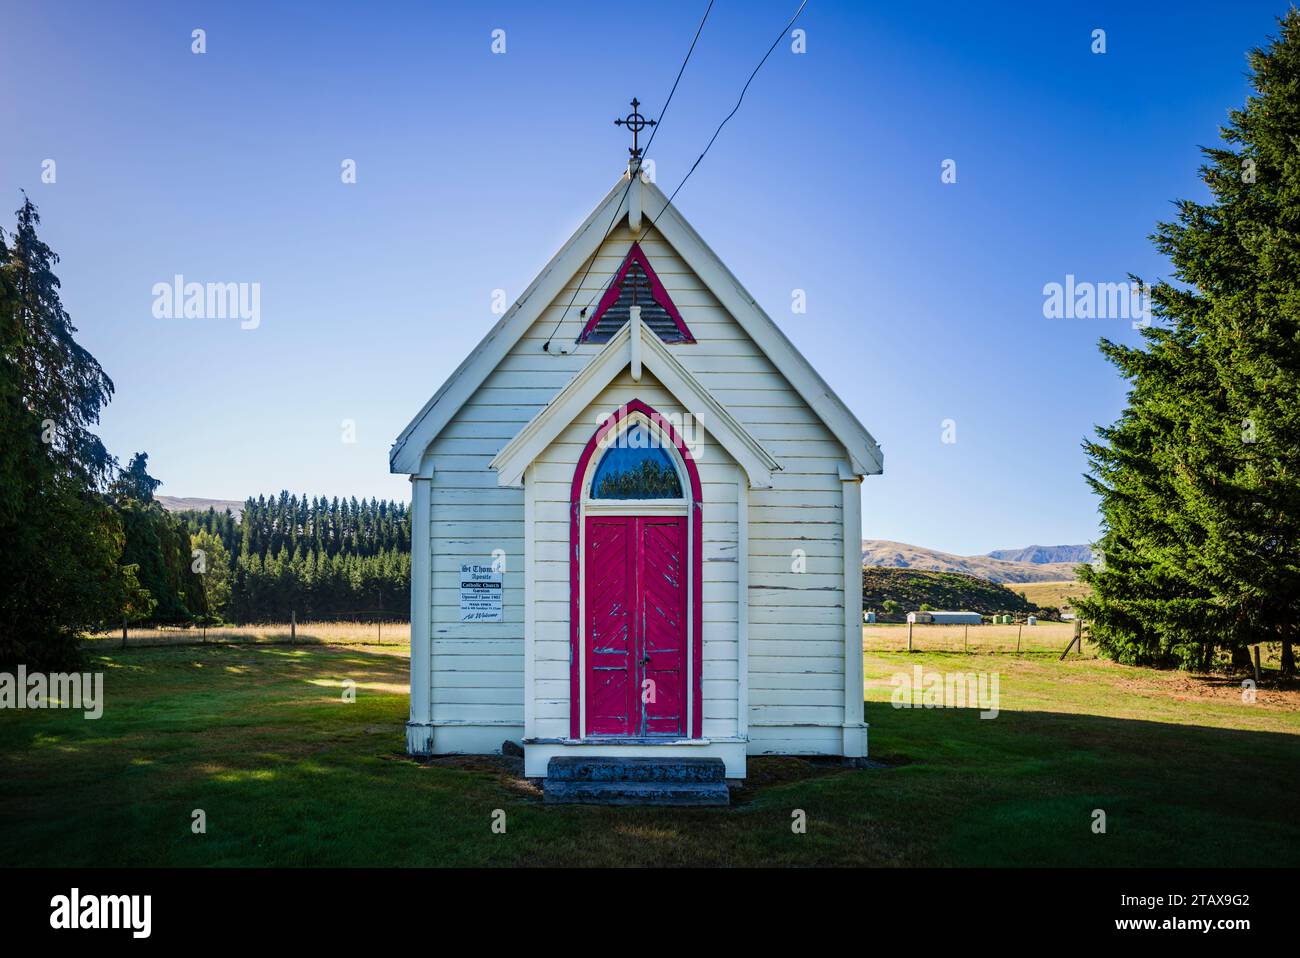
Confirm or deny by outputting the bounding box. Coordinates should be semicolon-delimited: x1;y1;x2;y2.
747;466;848;755
423;464;525;753
410;219;858;762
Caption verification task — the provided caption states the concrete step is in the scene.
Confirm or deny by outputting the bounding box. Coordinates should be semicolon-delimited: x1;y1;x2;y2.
543;756;730;806
546;755;726;784
544;779;730;807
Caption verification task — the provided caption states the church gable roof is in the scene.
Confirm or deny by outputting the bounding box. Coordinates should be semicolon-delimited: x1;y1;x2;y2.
390;173;883;477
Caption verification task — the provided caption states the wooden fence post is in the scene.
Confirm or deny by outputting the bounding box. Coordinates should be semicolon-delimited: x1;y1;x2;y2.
1016;623;1022;653
291;610;296;646
964;624;968;653
1059;621;1082;660
1253;645;1262;686
121;616;127;650
907;620;913;653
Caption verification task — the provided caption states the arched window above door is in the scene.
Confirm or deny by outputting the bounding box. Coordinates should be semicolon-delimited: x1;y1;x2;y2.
589;422;684;500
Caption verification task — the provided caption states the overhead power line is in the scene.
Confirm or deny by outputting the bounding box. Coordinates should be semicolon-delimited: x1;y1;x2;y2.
542;0;715;352
572;0;812;326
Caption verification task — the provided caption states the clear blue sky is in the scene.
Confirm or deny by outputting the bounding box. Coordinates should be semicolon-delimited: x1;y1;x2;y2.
1;1;1286;554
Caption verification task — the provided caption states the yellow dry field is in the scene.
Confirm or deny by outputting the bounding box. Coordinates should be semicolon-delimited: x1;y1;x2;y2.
863;621;1079;654
1014;579;1093;612
87;620;411;650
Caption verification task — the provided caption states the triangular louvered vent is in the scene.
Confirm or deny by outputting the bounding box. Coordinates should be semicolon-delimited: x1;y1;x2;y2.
577;243;694;344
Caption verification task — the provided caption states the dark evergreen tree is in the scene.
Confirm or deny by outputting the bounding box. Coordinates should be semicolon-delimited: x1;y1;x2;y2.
0;198;136;668
111;452;162;503
1079;12;1300;674
180;493;410;621
111;456;205;624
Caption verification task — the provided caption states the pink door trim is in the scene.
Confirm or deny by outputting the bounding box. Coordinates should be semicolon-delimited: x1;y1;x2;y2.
583;515;687;736
569;399;703;739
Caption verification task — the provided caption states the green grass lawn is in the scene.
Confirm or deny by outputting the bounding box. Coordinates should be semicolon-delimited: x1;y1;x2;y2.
2;643;1297;867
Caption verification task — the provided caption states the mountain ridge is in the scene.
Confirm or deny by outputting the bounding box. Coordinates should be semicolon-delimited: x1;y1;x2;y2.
863;539;1082;583
985;543;1092;564
156;495;245;518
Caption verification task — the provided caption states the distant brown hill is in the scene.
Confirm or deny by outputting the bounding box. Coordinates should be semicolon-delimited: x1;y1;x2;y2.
862;539;1080;584
862;567;1052;618
1016;579;1093;613
156;495;245;518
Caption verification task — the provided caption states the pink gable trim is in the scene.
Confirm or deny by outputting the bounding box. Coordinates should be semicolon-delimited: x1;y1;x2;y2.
576;242;696;343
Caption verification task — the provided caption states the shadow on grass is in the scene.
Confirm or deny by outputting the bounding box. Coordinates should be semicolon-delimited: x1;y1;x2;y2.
862;699;1300;866
2;644;1298;867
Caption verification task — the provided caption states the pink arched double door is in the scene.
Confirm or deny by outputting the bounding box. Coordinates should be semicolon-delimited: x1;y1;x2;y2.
569;400;703;739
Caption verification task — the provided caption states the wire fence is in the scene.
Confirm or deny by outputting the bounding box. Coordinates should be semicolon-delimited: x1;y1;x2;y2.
94;619;1084;654
863;621;1088;655
86;613;412;650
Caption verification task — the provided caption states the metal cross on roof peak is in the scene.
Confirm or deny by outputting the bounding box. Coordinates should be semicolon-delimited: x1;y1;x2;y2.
614;97;657;159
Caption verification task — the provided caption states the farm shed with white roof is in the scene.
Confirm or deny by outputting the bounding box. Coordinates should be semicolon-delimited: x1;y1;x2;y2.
910;611;983;625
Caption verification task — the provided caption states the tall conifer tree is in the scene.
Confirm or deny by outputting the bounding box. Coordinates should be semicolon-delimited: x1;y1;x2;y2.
1080;12;1300;674
0;199;135;667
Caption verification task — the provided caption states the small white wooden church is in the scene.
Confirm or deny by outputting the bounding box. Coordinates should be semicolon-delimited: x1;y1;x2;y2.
391;132;882;786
